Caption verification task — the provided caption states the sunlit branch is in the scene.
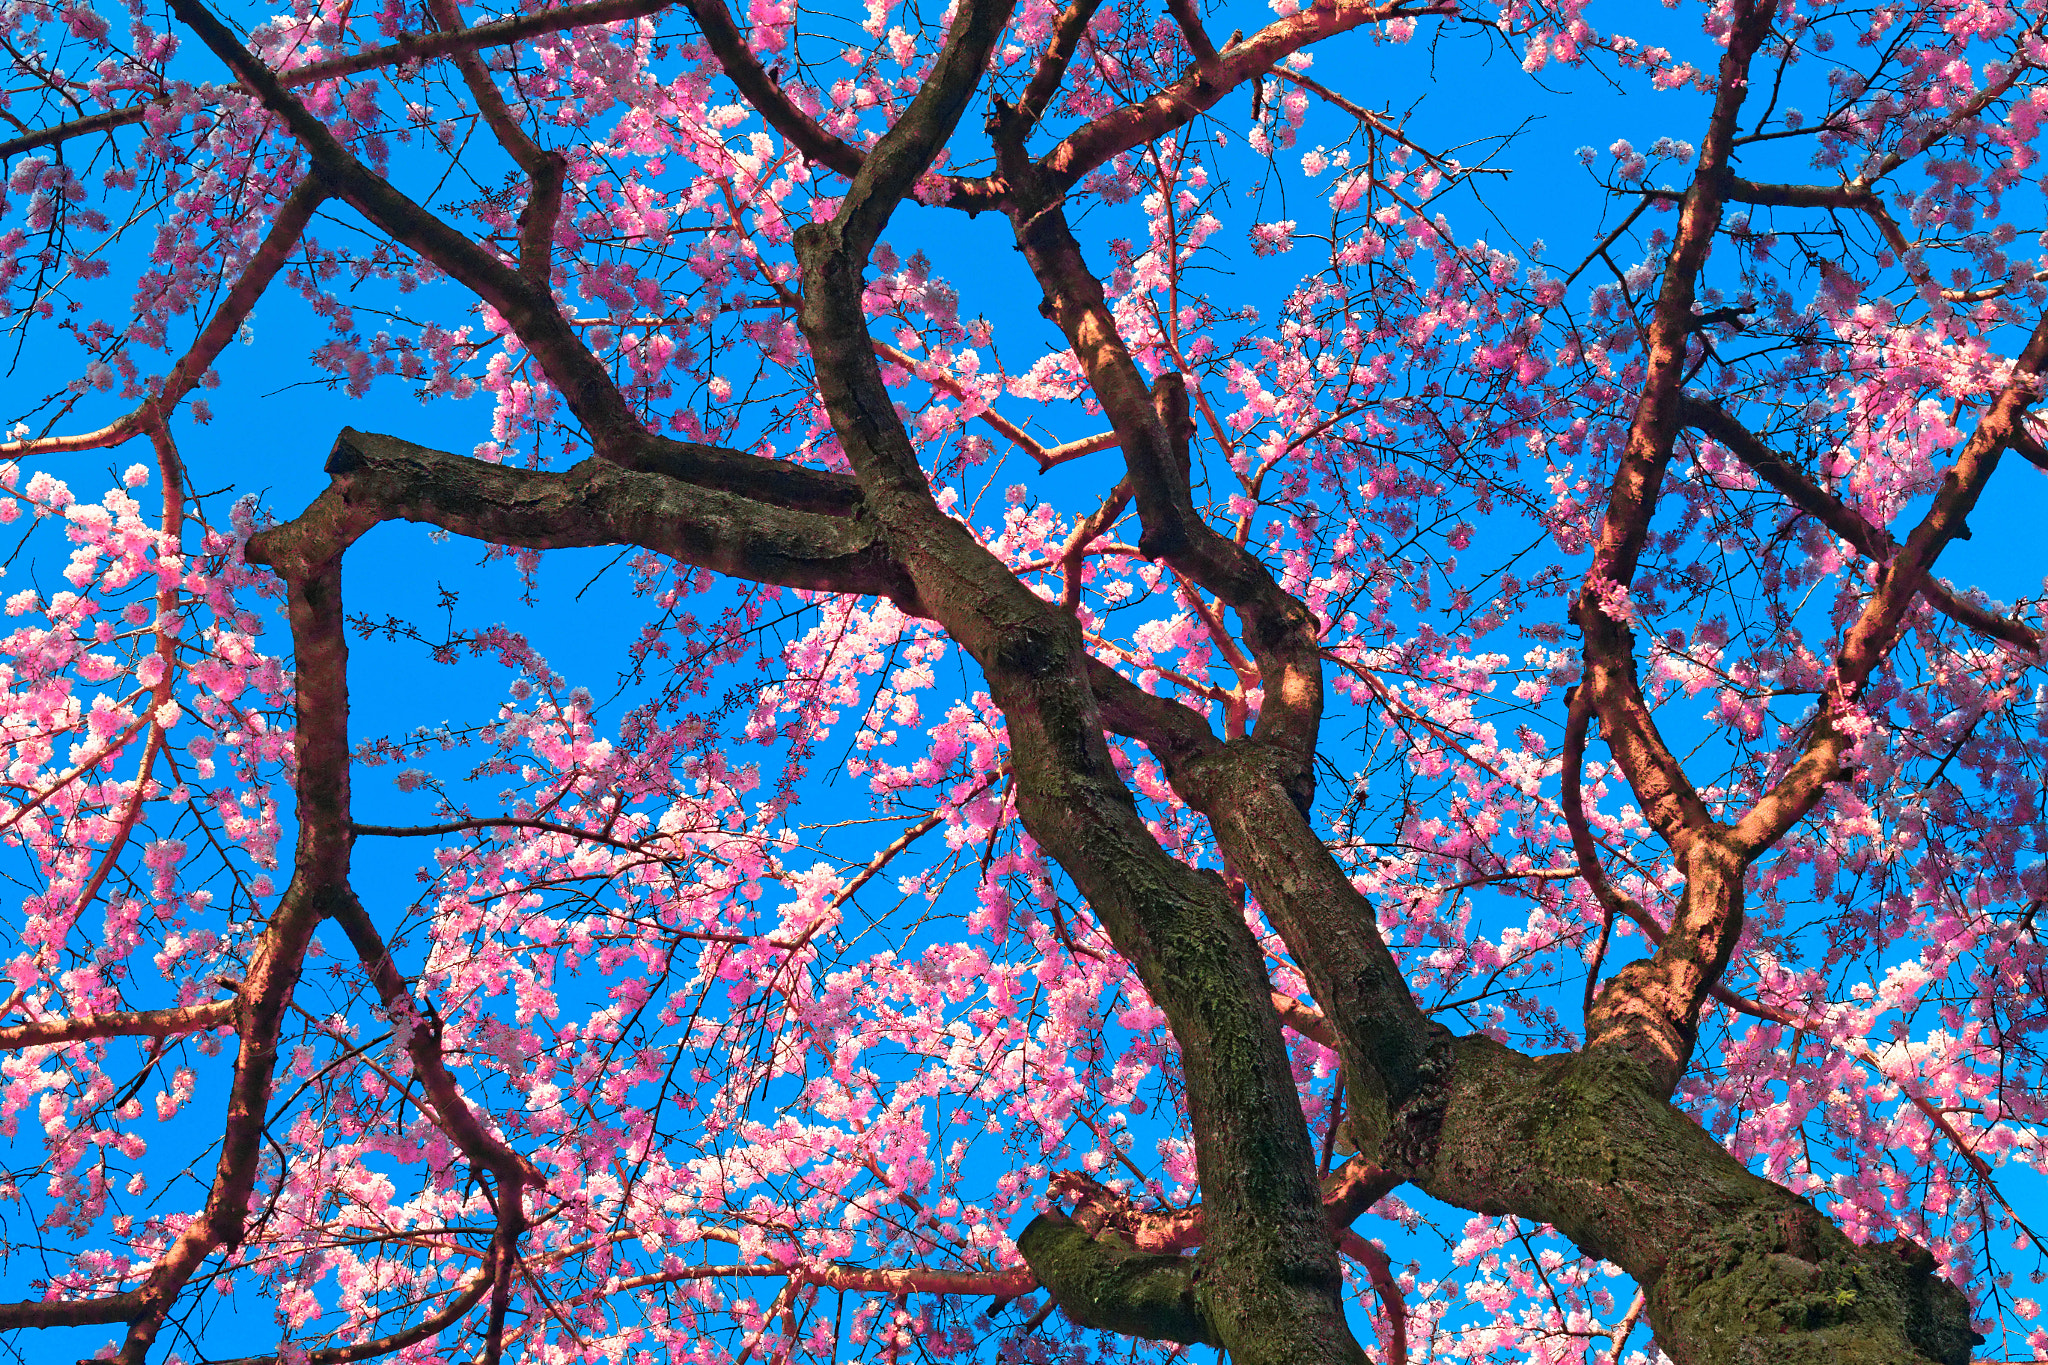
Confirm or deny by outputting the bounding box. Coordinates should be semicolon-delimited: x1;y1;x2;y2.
1336;1229;1407;1365
1731;305;2048;859
872;339;1118;469
0;998;236;1050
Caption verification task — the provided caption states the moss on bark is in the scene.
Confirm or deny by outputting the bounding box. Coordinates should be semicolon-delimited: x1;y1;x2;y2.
1016;1213;1215;1346
1407;1038;1978;1365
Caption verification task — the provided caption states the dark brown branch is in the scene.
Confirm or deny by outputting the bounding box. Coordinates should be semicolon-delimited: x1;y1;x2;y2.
1017;0;1109;128
1059;479;1131;610
790;14;1365;1353
303;428;909;601
352;816;652;856
1160;0;1217;64
1572;2;1775;865
995;176;1442;1176
422;0;565;285
826;0;1018;259
1051;1153;1396;1255
174;0;858;515
1561;684;1642;1021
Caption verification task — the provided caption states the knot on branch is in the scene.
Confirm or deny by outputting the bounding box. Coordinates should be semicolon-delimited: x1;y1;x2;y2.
1014;1210;1216;1346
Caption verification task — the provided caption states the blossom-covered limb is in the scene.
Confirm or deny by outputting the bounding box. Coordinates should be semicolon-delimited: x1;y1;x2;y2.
1014;0;1110;129
682;0;866;178
0;0;676;162
1001;191;1324;789
174;0;858;514
1562;681;1646;1018
251;476;538;1365
1568;1;1778;1092
952;0;1460;207
1336;1229;1407;1365
1678;394;2040;651
420;0;565;287
1000;178;1436;1163
1731;306;2048;860
872;339;1119;469
1;180;325;458
1574;0;1776;863
205;1267;493;1365
1736;309;2048;863
108;484;362;1364
325;896;531;1365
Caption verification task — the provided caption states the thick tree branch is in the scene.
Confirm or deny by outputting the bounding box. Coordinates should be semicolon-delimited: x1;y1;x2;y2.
1572;2;1775;865
1001;190;1324;793
1407;1038;1976;1365
1561;2;1777;1096
996;179;1439;1181
302;428;913;603
789;15;1365;1353
0;998;236;1049
107;463;366;1364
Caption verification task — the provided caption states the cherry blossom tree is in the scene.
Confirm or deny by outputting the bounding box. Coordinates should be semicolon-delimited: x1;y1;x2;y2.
0;0;2045;1360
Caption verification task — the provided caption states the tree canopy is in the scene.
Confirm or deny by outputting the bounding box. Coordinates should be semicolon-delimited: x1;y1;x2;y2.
0;0;2042;1361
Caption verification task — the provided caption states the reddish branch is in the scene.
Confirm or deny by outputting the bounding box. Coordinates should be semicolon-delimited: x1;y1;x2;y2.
0;998;235;1050
1566;1;1778;1091
65;444;369;1362
1729;306;2048;859
326;898;535;1365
